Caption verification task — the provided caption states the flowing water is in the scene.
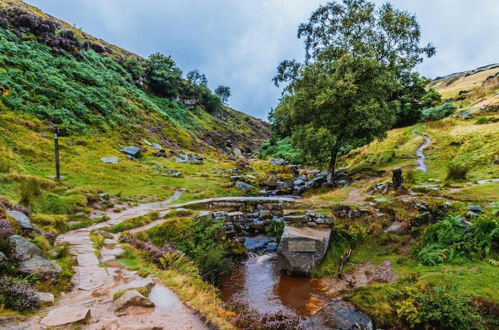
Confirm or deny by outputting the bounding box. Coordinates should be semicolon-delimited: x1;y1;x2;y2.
414;131;431;173
220;254;331;317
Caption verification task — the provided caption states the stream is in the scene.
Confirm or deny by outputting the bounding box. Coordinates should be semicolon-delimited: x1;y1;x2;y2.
414;131;431;173
220;253;331;317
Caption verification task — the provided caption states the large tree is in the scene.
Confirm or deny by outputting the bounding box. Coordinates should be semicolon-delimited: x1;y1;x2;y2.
145;53;182;97
273;0;436;183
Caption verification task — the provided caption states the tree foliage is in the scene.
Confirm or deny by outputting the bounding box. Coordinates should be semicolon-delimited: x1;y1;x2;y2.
271;0;438;176
186;69;208;87
145;53;182;97
215;85;231;104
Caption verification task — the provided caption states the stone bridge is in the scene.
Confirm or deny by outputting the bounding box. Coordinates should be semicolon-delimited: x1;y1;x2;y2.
191;196;334;275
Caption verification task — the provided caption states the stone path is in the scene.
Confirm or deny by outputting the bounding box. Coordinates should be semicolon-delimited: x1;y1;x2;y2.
414;130;431;173
10;190;208;330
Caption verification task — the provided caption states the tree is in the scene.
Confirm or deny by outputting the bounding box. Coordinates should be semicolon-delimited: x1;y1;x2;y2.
215;85;231;104
272;0;436;183
145;53;182;97
186;69;208;87
123;56;145;84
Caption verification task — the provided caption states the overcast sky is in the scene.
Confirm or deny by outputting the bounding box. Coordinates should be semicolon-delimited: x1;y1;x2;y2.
25;0;499;119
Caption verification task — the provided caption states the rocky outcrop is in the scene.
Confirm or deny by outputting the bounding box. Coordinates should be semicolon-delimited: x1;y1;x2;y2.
8;235;61;279
277;226;332;275
175;151;204;164
306;299;373;330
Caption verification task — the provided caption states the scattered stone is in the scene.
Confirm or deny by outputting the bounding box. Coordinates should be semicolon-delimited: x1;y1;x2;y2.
270;158;288;166
18;255;61;280
7;210;34;230
113;290;155;312
37;291;55;303
166;169;182;177
277;226;332;275
467;205;484;213
99;193;110;201
0;251;6;265
101;157;119;164
306;298;373;330
175;152;204;164
466;211;479;219
384;221;407;235
392;167;403;190
151;143;164;152
41;307;91;327
235;181;256;193
121;146;141;159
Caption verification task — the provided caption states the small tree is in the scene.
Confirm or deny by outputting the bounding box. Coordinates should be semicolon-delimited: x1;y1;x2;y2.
186;69;208;87
273;0;436;182
215;85;231;104
145;53;182;97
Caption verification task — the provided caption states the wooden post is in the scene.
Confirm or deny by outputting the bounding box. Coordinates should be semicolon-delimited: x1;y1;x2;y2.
54;127;61;181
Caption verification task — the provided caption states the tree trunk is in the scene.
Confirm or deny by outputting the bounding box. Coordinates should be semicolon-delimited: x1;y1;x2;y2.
327;149;337;186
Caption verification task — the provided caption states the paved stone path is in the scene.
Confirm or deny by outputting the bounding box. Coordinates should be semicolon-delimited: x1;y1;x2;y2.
10;190;208;330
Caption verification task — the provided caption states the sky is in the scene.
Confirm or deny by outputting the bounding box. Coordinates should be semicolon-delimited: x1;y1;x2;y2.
25;0;499;119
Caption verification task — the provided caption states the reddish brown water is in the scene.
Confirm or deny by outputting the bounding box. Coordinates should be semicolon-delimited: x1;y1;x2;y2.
220;254;331;317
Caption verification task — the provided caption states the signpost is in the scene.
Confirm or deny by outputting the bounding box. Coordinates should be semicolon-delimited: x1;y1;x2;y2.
54;127;61;181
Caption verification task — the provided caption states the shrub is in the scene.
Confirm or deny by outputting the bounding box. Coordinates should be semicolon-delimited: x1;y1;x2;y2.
259;138;303;164
446;161;471;180
421;103;456;121
0;218;13;237
416;215;499;265
415;286;485;329
230;302;307;330
18;177;42;207
0;276;40;311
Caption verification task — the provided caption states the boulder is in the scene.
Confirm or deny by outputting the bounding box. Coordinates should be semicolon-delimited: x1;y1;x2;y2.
121;146;141;159
277;226;331;275
8;235;44;260
17;255;61;280
113;290;155;312
384;221;407;235
243;235;277;253
306;299;373;330
270;158;288;166
392;168;403;189
467;205;484;213
151;143;164;152
101;157;119;164
37;291;55;303
235;181;256;193
175;152;204;164
7;210;34;231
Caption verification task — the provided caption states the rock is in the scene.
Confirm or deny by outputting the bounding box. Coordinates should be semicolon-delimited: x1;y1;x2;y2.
151;143;164;152
175;152;204;164
101;157;119;164
121;146;141;158
18;255;61;279
270;158;288;166
113;290;155;312
467;205;484;213
306;298;373;330
99;193;110;201
384;221;407;235
392;167;403;190
166;169;182;177
235;181;256;193
0;251;6;265
37;291;55;303
466;211;479;219
7;210;34;230
233;147;242;157
8;235;44;260
41;307;91;327
277;226;331;275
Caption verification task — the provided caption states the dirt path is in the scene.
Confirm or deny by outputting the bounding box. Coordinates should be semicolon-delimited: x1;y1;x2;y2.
12;190;208;330
413;130;431;173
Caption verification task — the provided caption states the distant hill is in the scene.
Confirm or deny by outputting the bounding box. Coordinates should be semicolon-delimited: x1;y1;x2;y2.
429;63;499;110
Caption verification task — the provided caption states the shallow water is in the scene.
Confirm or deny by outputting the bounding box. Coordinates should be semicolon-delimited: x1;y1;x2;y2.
220;254;330;317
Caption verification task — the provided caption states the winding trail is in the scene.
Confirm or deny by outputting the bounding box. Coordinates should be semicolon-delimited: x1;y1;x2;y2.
413;130;431;173
14;190;208;330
